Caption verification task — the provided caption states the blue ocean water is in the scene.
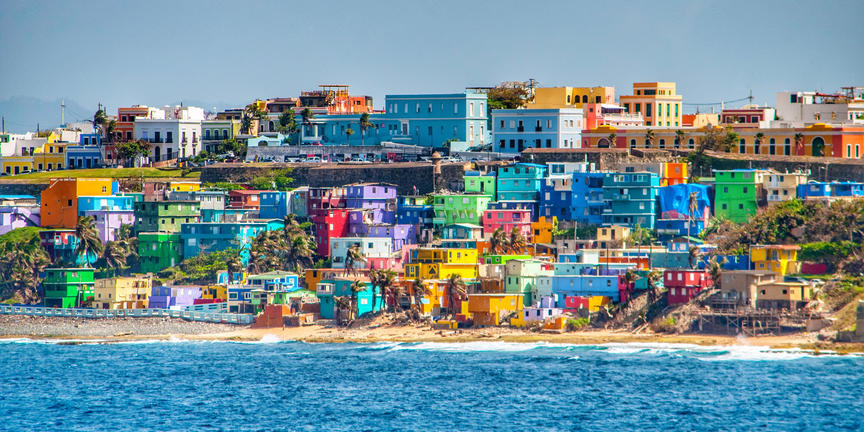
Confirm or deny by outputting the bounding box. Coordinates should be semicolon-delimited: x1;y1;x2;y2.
0;339;862;432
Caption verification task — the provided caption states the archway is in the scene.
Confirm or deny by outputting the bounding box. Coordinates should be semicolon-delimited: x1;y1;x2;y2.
597;138;610;148
811;136;825;157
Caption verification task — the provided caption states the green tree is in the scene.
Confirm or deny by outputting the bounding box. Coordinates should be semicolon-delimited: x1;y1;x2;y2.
74;216;103;267
644;129;655;149
345;127;355;145
115;140;151;167
489;228;508;254
487;82;531;110
345;244;365;276
0;228;50;304
606;133;617;149
278;108;298;139
102;240;129;277
675;129;685;150
359;112;373;147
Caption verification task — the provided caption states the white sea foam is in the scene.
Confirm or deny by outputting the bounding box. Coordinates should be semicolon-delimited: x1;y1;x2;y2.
385;341;551;352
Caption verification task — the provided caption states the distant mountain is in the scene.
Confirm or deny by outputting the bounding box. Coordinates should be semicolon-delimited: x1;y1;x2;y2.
0;96;92;134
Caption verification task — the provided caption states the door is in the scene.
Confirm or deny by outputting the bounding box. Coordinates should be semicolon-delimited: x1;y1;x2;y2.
811;137;825;157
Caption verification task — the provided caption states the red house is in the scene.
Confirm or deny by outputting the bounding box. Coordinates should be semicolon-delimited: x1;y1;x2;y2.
229;190;263;210
313;208;350;256
664;269;713;305
307;186;346;216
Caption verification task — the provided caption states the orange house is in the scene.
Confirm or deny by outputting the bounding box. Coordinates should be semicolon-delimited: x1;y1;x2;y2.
228;190;264;210
41;178;114;228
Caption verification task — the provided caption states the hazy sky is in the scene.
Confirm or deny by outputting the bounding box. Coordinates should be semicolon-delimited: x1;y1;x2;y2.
1;0;862;125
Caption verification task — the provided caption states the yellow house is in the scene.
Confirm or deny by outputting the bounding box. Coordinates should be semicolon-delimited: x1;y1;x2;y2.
526;86;616;110
405;263;477;280
202;284;228;300
32;141;67;172
750;245;801;276
597;225;630;249
530;216;556;244
763;171;808;205
619;82;683;127
468;293;524;326
93;276;152;309
168;181;202;192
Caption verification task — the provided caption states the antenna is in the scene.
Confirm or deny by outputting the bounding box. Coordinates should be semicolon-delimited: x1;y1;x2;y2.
748;89;753;106
61;99;66;127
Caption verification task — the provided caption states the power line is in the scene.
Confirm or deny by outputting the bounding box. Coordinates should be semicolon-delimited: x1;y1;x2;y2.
683;96;752;106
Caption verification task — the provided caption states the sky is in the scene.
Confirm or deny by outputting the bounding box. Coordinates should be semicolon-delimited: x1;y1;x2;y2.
1;0;862;132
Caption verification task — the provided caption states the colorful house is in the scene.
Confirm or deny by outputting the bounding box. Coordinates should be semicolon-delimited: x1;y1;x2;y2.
665;269;713;305
330;237;394;269
496;163;547;201
467;293;524;326
42;268;95;308
749;245;800;276
40;178;115;228
405;248;478;280
397;195;434;227
656;183;711;238
228;189;263;210
345;183;397;211
133;200;201;234
313;208;351;256
541;175;575;221
138;232;183;273
150;285;202;309
570;171;605;225
602;171;660;229
538;274;628;305
38;229;96;266
431;193;492;226
464;172;496;197
259;191;291;219
504;259;554;306
763;171;808;205
618;82;683;127
714;169;767;223
316;278;384;319
181;219;284;262
482;208;532;238
383;92;489;149
530;216;556;244
491;108;583;152
93;276;152;309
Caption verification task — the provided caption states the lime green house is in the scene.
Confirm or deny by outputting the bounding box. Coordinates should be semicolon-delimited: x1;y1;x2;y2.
43;268;95;308
138;232;183;274
432;193;492;226
714;169;767;223
464;173;496;197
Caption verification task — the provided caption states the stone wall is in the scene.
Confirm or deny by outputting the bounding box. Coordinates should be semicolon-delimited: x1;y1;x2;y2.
0;182;50;197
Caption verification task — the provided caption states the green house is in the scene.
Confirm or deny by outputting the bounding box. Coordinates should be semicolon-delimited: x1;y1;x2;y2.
138;232;183;274
484;254;532;265
714;169;766;223
133;200;201;234
43;268;95;308
464;174;496;197
432;193;492;226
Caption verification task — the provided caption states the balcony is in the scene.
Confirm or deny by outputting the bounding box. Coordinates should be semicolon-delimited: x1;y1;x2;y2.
517;126;524;132
535;126;543;132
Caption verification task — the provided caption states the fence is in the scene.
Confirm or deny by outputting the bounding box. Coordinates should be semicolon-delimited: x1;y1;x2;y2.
0;304;253;325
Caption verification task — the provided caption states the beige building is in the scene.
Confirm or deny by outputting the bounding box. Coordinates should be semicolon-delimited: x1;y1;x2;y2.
526;86;615;110
718;270;811;309
619;82;683;128
94;276;152;309
763;171;809;205
597;225;630;249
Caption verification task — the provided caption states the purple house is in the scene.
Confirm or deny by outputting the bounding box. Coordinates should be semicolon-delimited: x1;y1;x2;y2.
82;210;135;243
352;224;417;252
149;285;202;309
0;205;40;235
348;208;396;232
345;183;397;211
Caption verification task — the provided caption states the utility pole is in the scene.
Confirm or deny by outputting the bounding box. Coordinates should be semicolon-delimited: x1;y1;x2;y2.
2;116;4;133
748;89;753;106
61;99;66;126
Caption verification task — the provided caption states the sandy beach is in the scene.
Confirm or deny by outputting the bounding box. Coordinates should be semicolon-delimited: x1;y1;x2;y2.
3;315;863;354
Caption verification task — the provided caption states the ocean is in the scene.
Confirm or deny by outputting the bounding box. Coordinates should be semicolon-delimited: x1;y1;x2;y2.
1;338;862;431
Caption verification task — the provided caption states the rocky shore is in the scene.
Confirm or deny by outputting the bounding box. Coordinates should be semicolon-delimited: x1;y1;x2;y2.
0;315;241;338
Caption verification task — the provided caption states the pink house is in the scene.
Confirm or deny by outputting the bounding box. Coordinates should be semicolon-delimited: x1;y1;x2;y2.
665;269;713;305
482;209;532;238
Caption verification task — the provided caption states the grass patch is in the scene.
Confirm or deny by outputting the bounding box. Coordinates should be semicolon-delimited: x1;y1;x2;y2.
6;167;200;180
829;293;864;331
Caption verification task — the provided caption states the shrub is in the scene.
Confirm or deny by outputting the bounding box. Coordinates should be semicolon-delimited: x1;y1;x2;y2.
566;317;590;331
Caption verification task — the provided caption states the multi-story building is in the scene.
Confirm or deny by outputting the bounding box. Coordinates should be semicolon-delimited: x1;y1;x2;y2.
181;219;283;262
496;163;547;202
228;190;263;211
602;171;660;229
93;276;152;309
78;195;136;243
720;106;776;128
40;178;115;228
714;169;767;223
307;186;346;215
664;269;713;305
138;232;183;274
492;109;583;152
383;92;489;148
619;82;683;127
463;172;496;197
345;183;397;211
655;183;711;239
133;106;204;161
405;248;478;280
39;229;90;266
749;245;800;276
201;119;241;153
133;200;201;234
317;278;382;319
65;133;103;169
396;195;434;227
540;175;574;221
569;171;605;225
431;193;492;226
329;237;394;270
0;196;40;235
504;259;553;306
482;208;532;238
763;171;808;205
774;88;864;127
583;103;645;130
259;191;290;220
169;190;227;212
313;208;350;256
525;86;615;110
42;268;95;308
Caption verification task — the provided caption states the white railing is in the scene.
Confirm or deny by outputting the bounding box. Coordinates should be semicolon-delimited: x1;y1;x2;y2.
0;304;253;325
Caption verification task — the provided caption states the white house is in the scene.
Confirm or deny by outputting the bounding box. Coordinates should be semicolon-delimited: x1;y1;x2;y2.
134;106;204;161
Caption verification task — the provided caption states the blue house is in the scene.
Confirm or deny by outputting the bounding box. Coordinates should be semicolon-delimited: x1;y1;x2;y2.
396;195;433;227
491;108;583;153
537;274;625;305
496;163;548;202
316;278;384;319
797;181;864;199
259;191;290;219
602;171;660;229
246;271;300;292
77;195;135;214
571;172;605;225
383;92;489;149
65;133;104;169
180;219;284;262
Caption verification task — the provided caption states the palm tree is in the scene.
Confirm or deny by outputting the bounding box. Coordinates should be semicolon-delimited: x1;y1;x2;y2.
349;280;368;320
794;132;804;156
445;274;467;316
0;240;49;304
74;216;103;267
278;108;298;137
644;129;655;149
359;112;373;147
645;269;663;304
410;278;430;317
226;253;242;284
605;133;617;149
489;228;508;254
675;129;685;150
688;245;701;269
755;132;764;155
344;244;365;276
508;227;527;254
345;128;355;146
370;268;397;313
102;241;128;277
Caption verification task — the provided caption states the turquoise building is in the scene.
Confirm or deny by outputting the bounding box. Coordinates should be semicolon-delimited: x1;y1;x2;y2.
384;92;489;148
602;172;661;229
316;279;384;319
496;163;548;202
180;219;284;262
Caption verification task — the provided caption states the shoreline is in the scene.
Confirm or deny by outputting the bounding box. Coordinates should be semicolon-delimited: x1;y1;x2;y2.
3;316;863;354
